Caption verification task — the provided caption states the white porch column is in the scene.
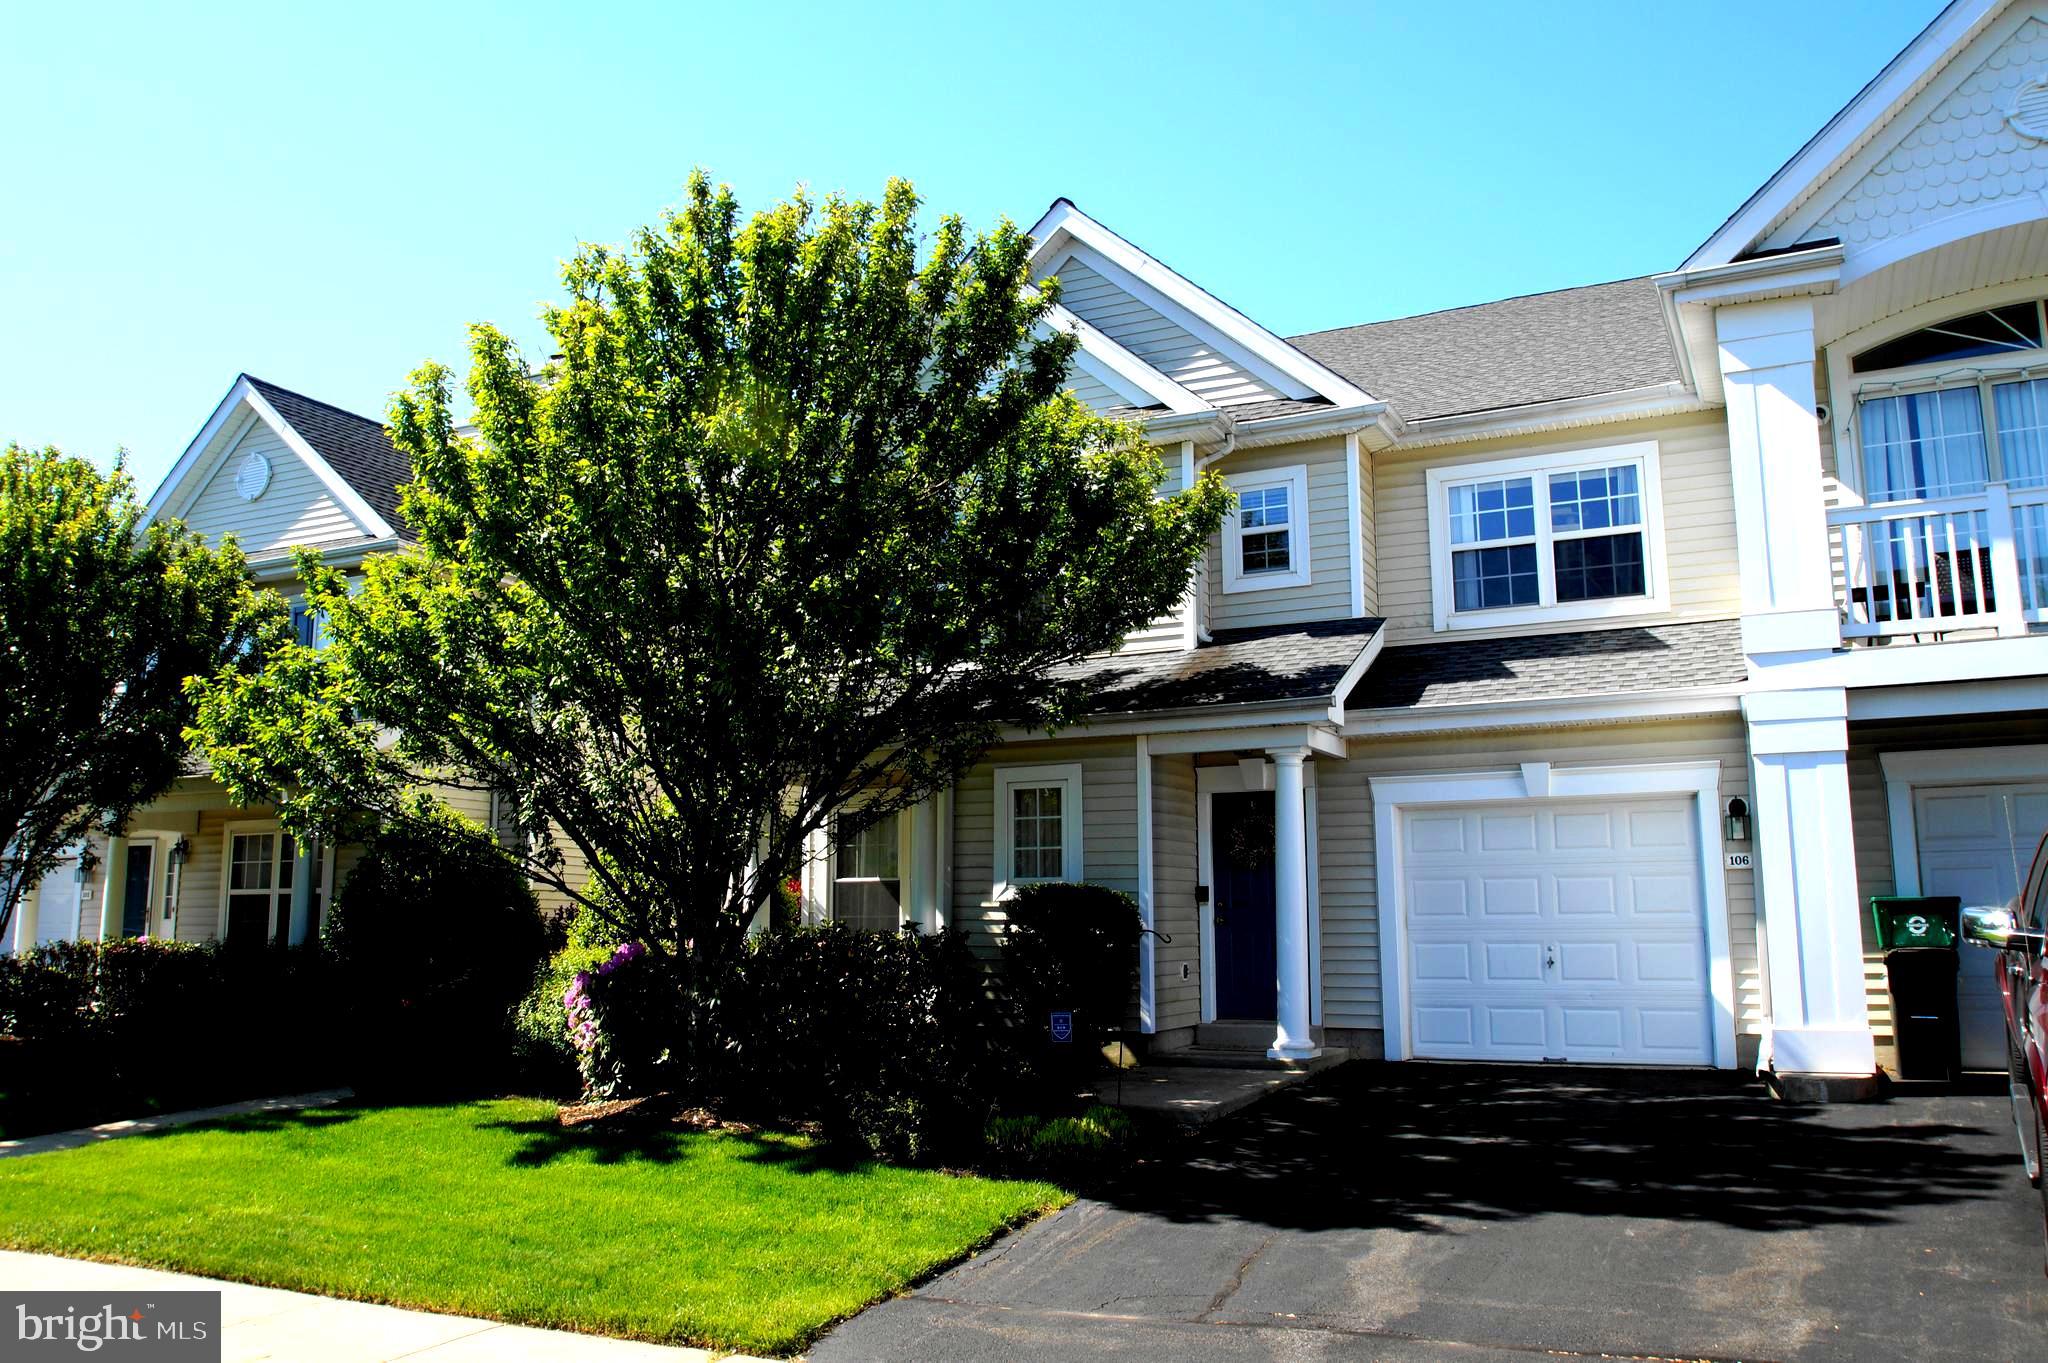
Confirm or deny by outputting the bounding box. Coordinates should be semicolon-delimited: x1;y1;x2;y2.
909;797;942;934
1716;299;1841;659
1268;746;1319;1060
286;838;315;945
1745;688;1876;1081
94;838;129;941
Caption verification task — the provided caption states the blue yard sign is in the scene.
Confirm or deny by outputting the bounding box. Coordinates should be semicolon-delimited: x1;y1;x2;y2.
1049;1010;1074;1044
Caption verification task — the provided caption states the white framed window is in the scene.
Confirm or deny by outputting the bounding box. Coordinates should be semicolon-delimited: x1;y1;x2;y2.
830;809;904;932
1222;464;1311;593
992;763;1084;900
1425;441;1668;631
1835;295;2048;503
220;822;332;949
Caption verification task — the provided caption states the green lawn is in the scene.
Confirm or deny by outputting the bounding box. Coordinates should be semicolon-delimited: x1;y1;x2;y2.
0;1099;1066;1356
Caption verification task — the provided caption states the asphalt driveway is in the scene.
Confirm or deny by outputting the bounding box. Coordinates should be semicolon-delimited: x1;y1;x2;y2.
811;1063;2046;1362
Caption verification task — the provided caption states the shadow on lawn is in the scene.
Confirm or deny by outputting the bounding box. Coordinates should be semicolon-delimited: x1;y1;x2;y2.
481;1110;878;1175
129;1107;365;1142
1096;1062;2017;1236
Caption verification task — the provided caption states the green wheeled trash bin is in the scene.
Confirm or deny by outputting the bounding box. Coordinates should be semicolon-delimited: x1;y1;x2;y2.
1869;896;1962;1082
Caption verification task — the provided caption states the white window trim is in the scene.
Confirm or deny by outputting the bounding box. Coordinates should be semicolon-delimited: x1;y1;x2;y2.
1425;440;1669;632
826;805;910;930
1222;464;1312;594
1367;760;1738;1070
218;820;334;945
991;763;1084;901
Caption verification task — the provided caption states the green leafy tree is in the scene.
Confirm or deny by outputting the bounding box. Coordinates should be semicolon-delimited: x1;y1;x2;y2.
1;444;277;943
189;174;1229;1065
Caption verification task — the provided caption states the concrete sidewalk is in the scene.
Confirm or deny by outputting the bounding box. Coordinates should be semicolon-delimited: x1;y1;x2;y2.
0;1252;773;1362
0;1089;355;1159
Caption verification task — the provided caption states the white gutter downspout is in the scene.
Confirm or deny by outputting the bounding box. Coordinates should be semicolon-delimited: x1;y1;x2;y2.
1135;734;1156;1034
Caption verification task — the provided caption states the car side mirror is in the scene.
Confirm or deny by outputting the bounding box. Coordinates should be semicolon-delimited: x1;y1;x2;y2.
1962;904;2040;952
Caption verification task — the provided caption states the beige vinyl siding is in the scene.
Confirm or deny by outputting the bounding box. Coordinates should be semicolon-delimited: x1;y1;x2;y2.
179;418;366;556
1372;411;1741;647
949;739;1138;962
1117;450;1193;654
1151;750;1201;1032
1063;364;1130;414
1049;254;1282;408
1317;717;1761;1055
1207;435;1354;631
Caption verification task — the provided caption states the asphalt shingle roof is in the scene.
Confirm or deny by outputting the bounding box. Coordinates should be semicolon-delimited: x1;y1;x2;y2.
1061;617;1385;715
1288;276;1682;421
246;375;412;537
1344;618;1744;711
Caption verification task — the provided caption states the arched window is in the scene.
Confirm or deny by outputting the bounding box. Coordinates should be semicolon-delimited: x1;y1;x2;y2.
1851;298;2048;503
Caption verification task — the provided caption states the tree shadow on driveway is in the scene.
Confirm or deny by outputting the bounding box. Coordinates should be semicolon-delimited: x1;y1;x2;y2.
1098;1062;2017;1235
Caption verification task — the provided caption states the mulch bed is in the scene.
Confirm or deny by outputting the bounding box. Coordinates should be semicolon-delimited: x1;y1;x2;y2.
556;1092;764;1136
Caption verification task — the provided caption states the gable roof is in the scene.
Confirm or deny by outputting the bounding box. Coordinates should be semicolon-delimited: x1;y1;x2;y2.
1027;200;1381;413
242;376;411;536
1289;276;1683;422
1683;0;2009;268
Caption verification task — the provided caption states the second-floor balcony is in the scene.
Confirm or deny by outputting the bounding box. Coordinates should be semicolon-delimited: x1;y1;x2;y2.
1832;479;2048;642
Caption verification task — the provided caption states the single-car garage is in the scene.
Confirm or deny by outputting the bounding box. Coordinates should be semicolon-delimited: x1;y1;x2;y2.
1371;762;1736;1069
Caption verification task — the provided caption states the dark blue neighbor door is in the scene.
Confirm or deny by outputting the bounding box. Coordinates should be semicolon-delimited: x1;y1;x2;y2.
120;842;154;938
1212;792;1277;1020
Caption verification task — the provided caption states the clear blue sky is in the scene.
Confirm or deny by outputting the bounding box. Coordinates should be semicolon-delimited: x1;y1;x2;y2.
2;0;1942;494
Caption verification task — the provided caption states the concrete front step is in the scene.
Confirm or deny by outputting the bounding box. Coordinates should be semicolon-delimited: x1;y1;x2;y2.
1147;1045;1350;1074
1195;1020;1279;1050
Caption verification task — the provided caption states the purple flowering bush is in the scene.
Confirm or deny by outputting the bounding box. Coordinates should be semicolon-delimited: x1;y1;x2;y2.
560;939;683;1099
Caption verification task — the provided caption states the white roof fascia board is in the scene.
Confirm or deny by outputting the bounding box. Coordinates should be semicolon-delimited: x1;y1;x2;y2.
997;700;1340;744
1655;244;1846;308
1228;402;1391;450
1343;685;1745;737
1028;200;1379;407
245;536;404;580
1042;302;1213;414
1681;0;2006;269
1767;1;2037;257
239;384;398;540
144;375;261;527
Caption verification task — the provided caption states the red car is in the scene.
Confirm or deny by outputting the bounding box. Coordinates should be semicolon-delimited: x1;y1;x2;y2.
1962;829;2048;1244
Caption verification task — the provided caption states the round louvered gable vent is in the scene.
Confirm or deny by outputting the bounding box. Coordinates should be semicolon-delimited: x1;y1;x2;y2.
2011;73;2048;141
235;450;272;501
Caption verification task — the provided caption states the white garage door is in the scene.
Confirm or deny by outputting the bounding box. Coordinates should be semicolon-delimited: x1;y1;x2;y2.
1912;783;2048;1071
1403;797;1712;1065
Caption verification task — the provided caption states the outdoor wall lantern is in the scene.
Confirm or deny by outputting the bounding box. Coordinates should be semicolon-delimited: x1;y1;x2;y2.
1724;797;1750;843
169;835;191;865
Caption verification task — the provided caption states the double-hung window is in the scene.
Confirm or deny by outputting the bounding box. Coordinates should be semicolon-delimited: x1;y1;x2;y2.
1427;442;1665;630
831;810;902;932
1222;465;1312;592
992;763;1084;900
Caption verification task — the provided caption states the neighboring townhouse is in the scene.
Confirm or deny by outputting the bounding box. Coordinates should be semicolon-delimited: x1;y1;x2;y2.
14;0;2046;1101
2;375;580;954
801;0;2048;1095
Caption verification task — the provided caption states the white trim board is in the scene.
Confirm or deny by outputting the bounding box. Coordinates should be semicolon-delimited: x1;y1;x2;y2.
1367;759;1738;1070
1880;744;2048;898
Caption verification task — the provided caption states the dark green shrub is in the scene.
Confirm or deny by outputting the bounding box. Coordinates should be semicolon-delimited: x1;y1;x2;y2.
0;938;335;1139
1000;882;1143;1064
325;810;549;1095
721;924;1023;1161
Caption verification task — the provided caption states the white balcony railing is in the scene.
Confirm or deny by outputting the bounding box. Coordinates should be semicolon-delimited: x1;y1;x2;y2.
1830;481;2048;641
